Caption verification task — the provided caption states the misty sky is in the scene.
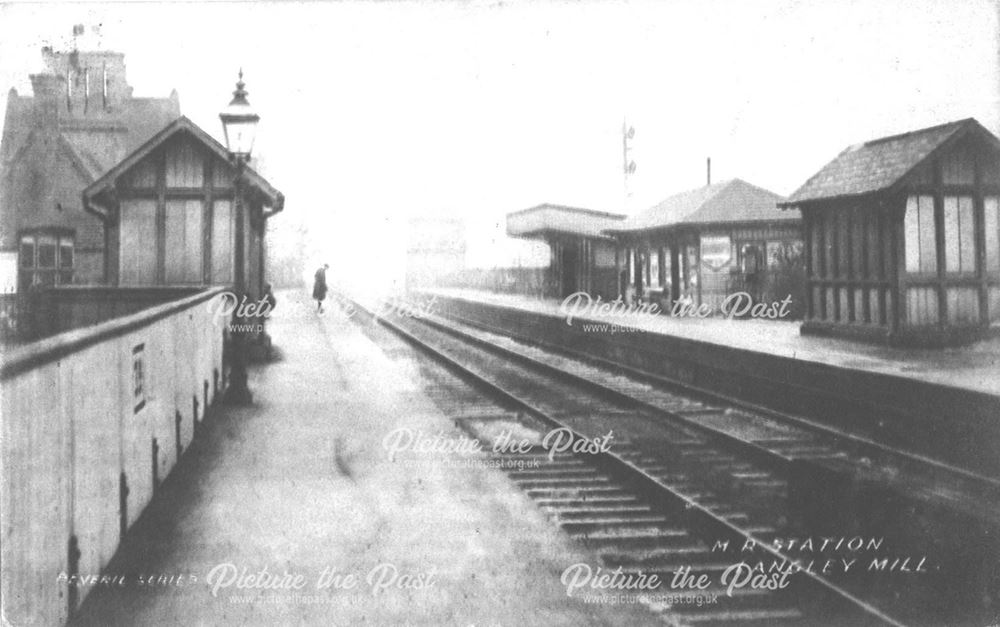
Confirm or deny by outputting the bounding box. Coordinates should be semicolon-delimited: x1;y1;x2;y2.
1;0;998;287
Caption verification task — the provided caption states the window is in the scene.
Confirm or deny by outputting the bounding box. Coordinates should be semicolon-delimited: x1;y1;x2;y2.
662;247;672;288
767;241;803;269
59;238;73;269
943;196;976;273
649;249;659;287
740;244;763;274
37;235;56;269
986;196;999;274
18;231;74;289
905;195;937;274
59;237;73;284
19;237;34;269
685;245;698;289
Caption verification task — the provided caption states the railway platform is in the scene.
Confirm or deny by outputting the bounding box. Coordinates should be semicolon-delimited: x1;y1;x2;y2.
417;288;1000;477
70;290;657;626
422;288;1000;395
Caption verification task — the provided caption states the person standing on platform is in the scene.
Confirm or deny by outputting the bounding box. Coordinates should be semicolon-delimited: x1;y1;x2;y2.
313;264;329;313
263;282;277;315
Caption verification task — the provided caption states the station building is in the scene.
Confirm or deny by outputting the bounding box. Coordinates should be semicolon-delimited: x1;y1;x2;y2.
82;116;284;301
781;118;1000;346
606;179;802;313
0;45;180;291
506;203;625;299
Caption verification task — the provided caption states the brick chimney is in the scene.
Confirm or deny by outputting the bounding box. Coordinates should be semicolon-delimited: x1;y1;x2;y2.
41;47;130;113
29;73;63;128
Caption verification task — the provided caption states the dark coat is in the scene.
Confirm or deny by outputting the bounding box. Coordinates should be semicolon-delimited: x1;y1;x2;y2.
312;268;328;301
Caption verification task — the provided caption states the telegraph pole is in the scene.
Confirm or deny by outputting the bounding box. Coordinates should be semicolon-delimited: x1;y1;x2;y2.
622;118;636;213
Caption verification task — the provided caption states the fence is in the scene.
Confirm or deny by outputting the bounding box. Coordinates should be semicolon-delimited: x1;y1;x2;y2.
1;286;227;626
438;267;555;298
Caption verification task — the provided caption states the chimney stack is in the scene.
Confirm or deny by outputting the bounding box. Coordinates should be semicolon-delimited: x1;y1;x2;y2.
706;157;711;186
29;73;63;127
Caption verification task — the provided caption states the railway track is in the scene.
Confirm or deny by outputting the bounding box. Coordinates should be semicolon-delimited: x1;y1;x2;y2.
401;299;1000;618
422;299;1000;519
336;294;969;626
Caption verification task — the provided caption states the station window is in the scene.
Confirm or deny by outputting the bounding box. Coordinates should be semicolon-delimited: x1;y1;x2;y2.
642;250;651;287
685;245;698;291
943;196;976;274
985;196;1000;274
661;248;672;287
37;235;56;269
767;240;803;271
19;237;34;269
904;195;937;274
18;232;74;289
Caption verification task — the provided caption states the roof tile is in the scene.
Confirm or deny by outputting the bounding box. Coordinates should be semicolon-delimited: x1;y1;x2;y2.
785;118;998;204
613;178;788;233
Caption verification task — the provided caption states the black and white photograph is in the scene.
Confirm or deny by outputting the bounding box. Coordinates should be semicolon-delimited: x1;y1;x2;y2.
1;1;999;625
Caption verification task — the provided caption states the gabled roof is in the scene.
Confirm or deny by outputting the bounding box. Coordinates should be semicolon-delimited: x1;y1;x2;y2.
608;178;789;234
1;90;180;183
781;118;1000;206
83;116;283;214
507;203;625;240
0;86;180;249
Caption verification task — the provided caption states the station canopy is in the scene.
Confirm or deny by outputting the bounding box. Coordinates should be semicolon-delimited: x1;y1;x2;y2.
507;204;625;240
606;178;788;236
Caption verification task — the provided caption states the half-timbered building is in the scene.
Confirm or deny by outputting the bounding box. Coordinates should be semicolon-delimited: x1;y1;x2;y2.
780;118;1000;346
82;116;284;300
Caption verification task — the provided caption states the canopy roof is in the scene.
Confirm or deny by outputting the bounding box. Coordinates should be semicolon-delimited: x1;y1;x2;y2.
781;118;1000;206
608;178;789;235
507;204;625;240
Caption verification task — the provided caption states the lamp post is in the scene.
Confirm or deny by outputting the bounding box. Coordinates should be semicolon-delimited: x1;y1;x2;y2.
220;70;259;405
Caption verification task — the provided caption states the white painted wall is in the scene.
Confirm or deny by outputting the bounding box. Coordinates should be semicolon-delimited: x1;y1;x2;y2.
0;289;225;625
